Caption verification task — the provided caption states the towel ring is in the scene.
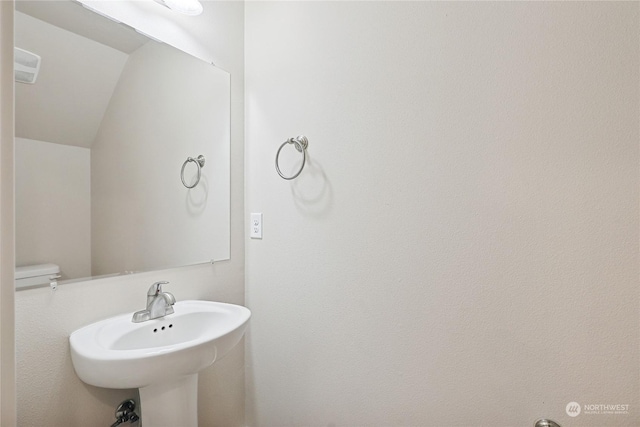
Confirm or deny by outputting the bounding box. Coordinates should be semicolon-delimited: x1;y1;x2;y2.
275;135;309;180
181;155;205;189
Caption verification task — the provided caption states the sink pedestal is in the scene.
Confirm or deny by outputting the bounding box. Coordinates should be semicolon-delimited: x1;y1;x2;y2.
139;374;198;427
69;300;250;427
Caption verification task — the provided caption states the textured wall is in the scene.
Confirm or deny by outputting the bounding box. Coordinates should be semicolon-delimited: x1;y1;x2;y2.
245;2;639;426
15;1;245;426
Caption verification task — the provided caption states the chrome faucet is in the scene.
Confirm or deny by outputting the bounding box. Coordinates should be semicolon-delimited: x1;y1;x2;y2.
132;281;176;323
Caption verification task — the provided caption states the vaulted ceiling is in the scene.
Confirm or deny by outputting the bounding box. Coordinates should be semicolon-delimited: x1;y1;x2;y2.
14;0;149;148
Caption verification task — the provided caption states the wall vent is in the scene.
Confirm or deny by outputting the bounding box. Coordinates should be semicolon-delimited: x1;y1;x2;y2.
14;47;41;84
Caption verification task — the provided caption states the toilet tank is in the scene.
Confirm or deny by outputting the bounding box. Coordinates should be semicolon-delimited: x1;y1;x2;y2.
15;264;61;289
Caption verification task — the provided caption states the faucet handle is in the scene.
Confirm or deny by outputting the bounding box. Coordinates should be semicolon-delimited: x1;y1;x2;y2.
147;281;169;296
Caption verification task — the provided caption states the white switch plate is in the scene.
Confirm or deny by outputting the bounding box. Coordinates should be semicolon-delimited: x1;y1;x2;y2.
250;213;262;239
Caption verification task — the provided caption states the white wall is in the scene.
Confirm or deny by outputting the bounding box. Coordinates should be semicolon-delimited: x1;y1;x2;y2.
91;41;230;276
16;138;91;281
245;2;639;426
0;0;16;423
15;1;245;426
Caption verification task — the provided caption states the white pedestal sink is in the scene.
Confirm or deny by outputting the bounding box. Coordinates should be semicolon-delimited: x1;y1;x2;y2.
69;300;250;427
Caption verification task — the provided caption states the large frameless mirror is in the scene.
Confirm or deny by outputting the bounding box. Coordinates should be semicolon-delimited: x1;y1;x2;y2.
14;0;230;288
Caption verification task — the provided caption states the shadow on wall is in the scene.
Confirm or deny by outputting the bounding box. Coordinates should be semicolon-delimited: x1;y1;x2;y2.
290;155;333;218
185;174;209;216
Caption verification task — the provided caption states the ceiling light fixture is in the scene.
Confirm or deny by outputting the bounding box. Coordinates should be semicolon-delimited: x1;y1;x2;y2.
154;0;203;16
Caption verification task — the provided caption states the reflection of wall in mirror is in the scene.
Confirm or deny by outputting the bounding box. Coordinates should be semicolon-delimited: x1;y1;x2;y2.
91;41;230;276
15;138;91;281
14;10;126;281
14;11;128;148
15;9;230;281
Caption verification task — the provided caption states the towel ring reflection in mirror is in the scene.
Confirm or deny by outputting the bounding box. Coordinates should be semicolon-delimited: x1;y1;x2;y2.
181;155;205;188
275;135;309;180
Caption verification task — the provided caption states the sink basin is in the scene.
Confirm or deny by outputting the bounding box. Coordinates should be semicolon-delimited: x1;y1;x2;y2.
70;300;250;426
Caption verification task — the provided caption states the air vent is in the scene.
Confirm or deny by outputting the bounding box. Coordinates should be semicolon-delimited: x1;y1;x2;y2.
14;47;41;84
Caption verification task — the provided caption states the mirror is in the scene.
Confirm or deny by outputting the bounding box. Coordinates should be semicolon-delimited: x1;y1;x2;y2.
14;0;231;287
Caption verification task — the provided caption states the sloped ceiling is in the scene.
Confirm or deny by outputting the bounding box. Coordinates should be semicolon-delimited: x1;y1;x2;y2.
14;1;149;148
16;0;150;54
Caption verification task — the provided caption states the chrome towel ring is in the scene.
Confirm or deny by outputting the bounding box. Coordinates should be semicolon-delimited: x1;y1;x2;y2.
181;155;205;189
275;135;309;180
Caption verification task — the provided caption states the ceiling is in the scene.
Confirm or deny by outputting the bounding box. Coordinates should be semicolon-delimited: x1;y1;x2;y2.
14;1;151;148
16;0;148;54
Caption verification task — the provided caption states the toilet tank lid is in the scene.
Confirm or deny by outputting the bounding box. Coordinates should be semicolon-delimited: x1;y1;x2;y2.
15;263;60;279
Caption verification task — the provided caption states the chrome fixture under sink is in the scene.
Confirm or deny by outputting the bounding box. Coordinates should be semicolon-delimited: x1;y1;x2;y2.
69;299;250;427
